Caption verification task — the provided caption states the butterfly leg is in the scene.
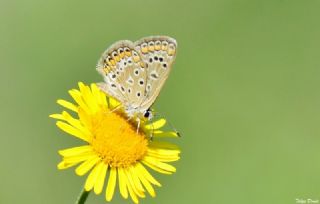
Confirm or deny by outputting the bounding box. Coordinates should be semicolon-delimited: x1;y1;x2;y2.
110;104;123;113
136;118;141;134
104;104;123;117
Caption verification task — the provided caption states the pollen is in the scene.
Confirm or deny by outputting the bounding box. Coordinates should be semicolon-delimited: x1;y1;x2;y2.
90;110;148;168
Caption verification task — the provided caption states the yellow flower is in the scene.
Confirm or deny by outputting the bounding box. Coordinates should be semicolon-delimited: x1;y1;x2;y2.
50;82;180;203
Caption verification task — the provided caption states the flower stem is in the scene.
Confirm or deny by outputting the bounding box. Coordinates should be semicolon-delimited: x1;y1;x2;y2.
76;187;90;204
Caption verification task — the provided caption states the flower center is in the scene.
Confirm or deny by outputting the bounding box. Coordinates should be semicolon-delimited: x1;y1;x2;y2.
90;110;148;168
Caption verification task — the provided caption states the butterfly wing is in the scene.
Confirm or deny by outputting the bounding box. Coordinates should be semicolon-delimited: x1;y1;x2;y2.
134;36;177;111
96;40;148;110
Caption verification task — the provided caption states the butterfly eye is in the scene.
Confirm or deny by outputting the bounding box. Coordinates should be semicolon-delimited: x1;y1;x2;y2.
148;41;155;52
144;111;149;118
155;41;161;50
143;108;153;119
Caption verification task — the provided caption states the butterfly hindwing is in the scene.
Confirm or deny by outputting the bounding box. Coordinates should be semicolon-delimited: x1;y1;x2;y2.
134;36;177;110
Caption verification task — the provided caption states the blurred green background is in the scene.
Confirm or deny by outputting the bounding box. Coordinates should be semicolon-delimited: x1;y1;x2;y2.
1;0;320;203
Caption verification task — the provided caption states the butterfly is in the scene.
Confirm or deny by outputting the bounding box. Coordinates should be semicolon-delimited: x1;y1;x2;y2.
96;36;177;122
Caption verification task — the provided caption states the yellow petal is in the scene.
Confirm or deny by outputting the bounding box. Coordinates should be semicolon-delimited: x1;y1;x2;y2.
105;167;117;202
78;108;91;129
153;131;179;138
147;147;180;157
85;162;103;191
78;82;99;113
126;177;139;204
149;141;181;151
63;152;96;164
56;121;89;142
152;130;163;134
57;160;80;170
75;156;100;176
144;119;166;130
49;113;64;120
142;161;172;175
95;82;109;107
69;89;91;114
136;163;161;187
128;167;145;195
78;82;88;96
60;111;80;127
98;88;108;107
57;99;78;112
59;145;92;157
146;151;180;162
109;97;120;108
91;83;103;105
134;165;156;197
118;168;128;199
61;111;92;136
142;156;176;173
94;163;108;195
125;168;145;198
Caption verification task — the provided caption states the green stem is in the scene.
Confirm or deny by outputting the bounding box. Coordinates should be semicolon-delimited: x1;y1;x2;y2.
76;188;90;204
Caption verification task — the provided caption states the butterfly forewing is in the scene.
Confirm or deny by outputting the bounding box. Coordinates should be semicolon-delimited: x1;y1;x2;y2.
96;40;148;109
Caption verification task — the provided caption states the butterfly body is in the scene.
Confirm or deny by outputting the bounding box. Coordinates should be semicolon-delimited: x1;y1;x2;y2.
96;36;177;120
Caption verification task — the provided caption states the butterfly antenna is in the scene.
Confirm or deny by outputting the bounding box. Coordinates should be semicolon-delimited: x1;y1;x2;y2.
147;120;155;141
152;109;181;137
